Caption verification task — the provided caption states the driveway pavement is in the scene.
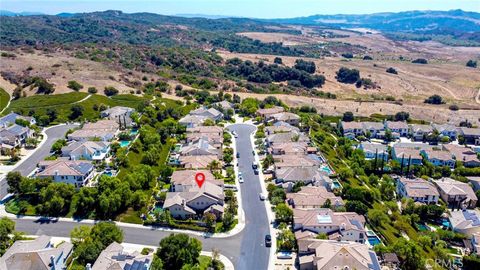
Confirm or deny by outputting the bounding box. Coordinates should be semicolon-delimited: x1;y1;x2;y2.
0;124;78;199
5;123;271;270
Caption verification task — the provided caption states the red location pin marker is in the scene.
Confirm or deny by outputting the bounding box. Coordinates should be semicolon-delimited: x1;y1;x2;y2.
195;172;205;188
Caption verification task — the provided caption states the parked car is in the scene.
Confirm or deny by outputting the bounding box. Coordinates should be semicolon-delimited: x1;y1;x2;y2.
253;168;259;175
259;193;266;201
252;161;258;169
236;152;240;158
265;234;272;247
239;176;244;183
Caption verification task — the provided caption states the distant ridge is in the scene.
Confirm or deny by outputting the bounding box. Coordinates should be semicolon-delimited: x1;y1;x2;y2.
0;10;44;16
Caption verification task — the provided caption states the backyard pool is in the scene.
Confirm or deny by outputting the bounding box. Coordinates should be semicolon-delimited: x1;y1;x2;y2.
320;164;334;175
130;129;139;136
366;230;381;246
332;180;342;190
120;140;131;147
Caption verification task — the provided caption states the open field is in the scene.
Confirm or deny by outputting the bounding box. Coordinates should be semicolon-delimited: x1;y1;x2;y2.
0;50;142;96
211;90;480;126
239;28;480;62
0;88;9;112
217;50;480;108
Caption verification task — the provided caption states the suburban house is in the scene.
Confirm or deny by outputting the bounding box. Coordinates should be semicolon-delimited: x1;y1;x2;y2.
61;141;110;161
409;124;434;141
178;155;219;169
471;233;480;256
270;112;301;126
0;124;33;147
273;154;321;170
170;169;223;192
189;107;223;121
265;121;299;135
178;114;208;128
269;142;315;156
432;124;458;141
396;177;439;204
37;160;95;187
421;149;455;168
286;186;344;209
362;122;385;138
297;240;381;270
180;138;221;158
358;142;389;161
266;131;309;146
186;126;224;149
0;235;73;270
212;100;234;111
293;208;367;243
443;144;480;167
101;106;135;129
340;121;364;139
256;106;284;119
391;146;423;166
0;112;36;127
68;120;119;141
90;242;153;270
434;178;478;209
385;121;409;137
275;167;333;189
458;128;480;145
163;181;224;219
449;209;480;236
469;177;480;191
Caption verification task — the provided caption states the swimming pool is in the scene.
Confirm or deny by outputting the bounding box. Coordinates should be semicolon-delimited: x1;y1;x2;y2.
320;164;334;175
130;129;139;136
120;140;130;147
332;180;342;190
368;236;381;246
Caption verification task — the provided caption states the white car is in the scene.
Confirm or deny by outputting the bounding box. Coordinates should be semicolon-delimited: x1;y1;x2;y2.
239;175;244;183
259;193;266;201
232;131;238;138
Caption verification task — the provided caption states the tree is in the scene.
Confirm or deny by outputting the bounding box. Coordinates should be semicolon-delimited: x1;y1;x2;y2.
71;222;123;265
277;228;295;251
394;111;410;121
466;60;477;68
342;111;354;122
392;238;425;270
70;104;84;120
157;233;202;270
341;53;354;59
294;59;316;74
51;139;67;154
6;171;23;194
345;200;368;215
203;212;216;232
274;57;283;64
67;80;83;91
275;203;293;223
104;86;119;96
336;67;360;84
0;217;15;256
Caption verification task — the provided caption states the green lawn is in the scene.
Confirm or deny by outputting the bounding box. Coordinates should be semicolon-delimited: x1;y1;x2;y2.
0;87;10;113
7;93;148;124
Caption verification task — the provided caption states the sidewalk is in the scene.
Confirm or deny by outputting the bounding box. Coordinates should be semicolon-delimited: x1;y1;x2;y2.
29;235;235;270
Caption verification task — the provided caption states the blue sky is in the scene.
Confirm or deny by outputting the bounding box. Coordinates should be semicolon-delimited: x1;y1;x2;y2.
1;0;479;18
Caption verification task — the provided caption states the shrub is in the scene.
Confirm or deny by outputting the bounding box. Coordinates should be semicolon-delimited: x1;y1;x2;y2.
363;55;373;60
87;87;97;94
449;104;459;111
386;67;398;74
104;86;119;96
67;80;83;91
274;57;283;64
412;58;428;64
466;60;477;68
424;95;444;105
336;67;360;84
294;59;316;74
341;53;353;59
342;111;354;122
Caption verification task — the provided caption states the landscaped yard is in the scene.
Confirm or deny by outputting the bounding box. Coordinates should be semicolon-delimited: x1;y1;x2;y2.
0;87;10;112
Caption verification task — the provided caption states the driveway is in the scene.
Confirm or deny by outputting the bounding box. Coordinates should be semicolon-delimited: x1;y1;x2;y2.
7;123;271;270
0;124;78;199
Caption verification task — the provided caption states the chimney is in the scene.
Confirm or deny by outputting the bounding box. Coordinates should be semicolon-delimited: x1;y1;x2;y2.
50;255;56;270
86;263;92;270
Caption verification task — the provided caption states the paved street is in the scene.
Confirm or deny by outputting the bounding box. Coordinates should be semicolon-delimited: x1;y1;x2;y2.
0;124;78;199
8;123;271;270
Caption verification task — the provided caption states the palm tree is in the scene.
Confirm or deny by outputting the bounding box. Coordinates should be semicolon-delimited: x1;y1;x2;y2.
208;160;221;173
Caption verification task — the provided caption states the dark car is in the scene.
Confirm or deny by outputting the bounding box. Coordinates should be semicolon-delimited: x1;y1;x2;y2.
236;152;240;158
253;168;259;175
265;234;272;247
